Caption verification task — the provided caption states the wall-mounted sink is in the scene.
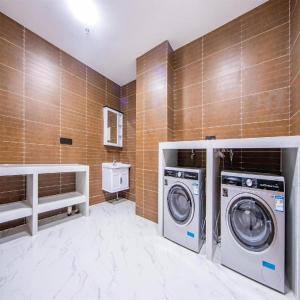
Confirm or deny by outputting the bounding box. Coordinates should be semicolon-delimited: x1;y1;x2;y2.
102;162;131;169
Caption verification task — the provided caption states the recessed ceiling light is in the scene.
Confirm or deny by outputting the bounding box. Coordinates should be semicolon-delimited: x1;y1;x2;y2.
68;0;100;26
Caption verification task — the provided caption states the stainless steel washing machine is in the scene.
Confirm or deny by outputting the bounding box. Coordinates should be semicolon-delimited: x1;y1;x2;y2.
221;171;285;293
163;167;205;252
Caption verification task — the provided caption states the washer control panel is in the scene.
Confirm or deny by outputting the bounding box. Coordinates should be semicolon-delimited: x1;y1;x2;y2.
164;169;198;180
222;175;284;192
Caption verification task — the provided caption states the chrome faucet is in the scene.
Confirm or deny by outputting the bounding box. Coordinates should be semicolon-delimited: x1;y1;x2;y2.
113;160;117;166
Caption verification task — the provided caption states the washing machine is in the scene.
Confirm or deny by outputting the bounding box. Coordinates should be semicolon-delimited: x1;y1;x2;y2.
163;167;205;252
221;171;285;293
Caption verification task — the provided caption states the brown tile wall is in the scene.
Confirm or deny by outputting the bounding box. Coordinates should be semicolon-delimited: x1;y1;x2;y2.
120;80;136;201
178;149;281;175
0;12;123;229
0;0;295;227
291;0;300;133
136;41;173;222
136;0;290;223
173;0;290;141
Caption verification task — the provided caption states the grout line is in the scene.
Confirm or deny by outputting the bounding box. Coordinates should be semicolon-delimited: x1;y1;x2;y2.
173;57;202;72
59;50;62;192
1;44;119;102
142;83;145;218
203;41;241;61
0;88;23;97
241;86;289;98
61;68;86;83
172;22;289;73
0;36;23;50
22;142;62;147
0;188;26;194
289;0;291;136
0;62;23;74
24;96;59;108
291;68;300;85
174;52;288;92
173;104;203;112
201;38;204;141
22;24;26;225
291;27;300;50
137;105;173;114
290;110;300;120
61;87;86;99
291;0;298;15
173;81;201;92
241;21;289;43
24;93;89;119
22;27;26;165
240;21;243;139
85;65;88;165
242;118;290;125
241;54;289;71
136;61;169;77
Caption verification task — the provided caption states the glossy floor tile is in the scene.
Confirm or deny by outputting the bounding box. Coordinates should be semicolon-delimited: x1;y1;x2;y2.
0;200;294;300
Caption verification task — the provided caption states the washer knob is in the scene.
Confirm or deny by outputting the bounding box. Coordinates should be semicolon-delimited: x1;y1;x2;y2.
177;172;182;178
246;178;253;187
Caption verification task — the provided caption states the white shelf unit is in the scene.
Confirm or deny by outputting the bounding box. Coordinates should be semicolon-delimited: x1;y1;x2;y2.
158;136;300;300
0;201;32;224
38;192;86;214
0;164;89;236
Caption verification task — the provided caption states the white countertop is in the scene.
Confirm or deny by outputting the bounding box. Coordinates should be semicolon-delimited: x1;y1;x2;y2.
159;135;300;150
0;164;89;176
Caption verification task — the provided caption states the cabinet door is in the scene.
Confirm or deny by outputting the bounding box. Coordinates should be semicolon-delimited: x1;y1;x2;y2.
120;170;129;190
112;172;120;191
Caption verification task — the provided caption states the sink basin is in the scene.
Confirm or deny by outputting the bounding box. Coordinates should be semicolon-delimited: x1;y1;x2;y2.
102;162;131;169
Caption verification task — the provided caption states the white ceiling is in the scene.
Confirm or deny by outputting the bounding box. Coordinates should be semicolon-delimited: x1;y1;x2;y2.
0;0;267;86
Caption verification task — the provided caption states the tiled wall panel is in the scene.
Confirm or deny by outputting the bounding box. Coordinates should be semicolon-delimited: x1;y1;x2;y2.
120;80;136;201
135;41;173;222
0;12;123;229
173;0;290;141
137;0;291;223
0;0;296;227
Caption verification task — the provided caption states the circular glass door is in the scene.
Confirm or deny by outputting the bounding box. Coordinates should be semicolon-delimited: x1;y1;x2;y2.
167;184;194;225
228;195;275;252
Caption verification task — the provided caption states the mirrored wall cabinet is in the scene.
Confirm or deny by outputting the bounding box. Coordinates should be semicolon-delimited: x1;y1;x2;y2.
103;106;123;147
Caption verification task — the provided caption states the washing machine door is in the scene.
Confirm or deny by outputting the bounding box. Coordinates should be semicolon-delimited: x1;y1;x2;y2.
227;194;275;252
167;182;194;226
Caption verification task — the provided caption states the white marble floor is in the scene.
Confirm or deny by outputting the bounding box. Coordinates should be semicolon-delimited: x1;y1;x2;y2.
0;200;294;300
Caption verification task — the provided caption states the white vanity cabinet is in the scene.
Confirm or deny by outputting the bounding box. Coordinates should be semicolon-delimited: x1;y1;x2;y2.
102;163;131;193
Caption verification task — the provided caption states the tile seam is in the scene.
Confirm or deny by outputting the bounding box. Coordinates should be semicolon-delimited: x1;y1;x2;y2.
289;0;291;136
201;38;204;140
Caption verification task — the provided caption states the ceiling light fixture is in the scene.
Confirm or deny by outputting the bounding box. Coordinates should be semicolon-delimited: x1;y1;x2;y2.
68;0;100;26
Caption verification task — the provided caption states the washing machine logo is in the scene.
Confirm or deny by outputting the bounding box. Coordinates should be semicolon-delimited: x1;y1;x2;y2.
274;195;285;212
187;231;195;238
262;261;276;271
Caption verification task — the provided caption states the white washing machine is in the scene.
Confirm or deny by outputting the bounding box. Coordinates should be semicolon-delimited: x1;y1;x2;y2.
163;167;205;252
221;171;285;293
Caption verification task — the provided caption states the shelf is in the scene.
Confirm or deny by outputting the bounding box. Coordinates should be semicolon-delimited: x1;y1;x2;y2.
0;201;32;223
0;164;88;176
159;135;300;150
38;192;86;214
0;164;89;237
